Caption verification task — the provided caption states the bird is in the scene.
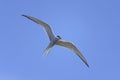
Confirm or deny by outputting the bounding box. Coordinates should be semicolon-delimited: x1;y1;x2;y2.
22;14;89;67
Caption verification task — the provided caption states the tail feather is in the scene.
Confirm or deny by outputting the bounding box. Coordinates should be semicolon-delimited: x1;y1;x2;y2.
43;46;52;56
42;42;55;56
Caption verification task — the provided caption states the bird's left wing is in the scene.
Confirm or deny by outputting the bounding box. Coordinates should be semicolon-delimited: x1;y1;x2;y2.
22;15;55;41
56;40;89;67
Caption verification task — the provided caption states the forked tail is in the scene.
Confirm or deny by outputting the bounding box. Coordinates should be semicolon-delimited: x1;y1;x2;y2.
42;42;55;56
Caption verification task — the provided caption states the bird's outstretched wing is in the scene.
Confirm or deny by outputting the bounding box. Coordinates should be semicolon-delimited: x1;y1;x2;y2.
22;15;55;41
56;40;89;67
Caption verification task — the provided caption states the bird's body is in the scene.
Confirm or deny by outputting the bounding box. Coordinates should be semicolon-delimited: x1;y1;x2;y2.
22;14;89;67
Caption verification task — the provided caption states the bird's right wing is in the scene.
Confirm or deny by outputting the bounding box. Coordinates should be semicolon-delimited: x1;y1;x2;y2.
56;40;89;67
22;15;55;41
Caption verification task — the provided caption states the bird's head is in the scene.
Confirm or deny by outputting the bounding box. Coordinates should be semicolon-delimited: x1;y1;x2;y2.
57;35;61;39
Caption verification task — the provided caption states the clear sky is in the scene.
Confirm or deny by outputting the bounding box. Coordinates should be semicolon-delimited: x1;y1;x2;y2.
0;0;120;80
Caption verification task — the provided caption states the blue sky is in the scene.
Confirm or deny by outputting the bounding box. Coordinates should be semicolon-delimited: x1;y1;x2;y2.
0;0;120;80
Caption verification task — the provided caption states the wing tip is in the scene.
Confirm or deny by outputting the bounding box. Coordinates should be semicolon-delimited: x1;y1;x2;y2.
85;63;90;68
21;14;25;16
21;14;28;18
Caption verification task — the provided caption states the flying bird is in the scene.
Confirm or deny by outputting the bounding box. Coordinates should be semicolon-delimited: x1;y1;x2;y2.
22;14;89;67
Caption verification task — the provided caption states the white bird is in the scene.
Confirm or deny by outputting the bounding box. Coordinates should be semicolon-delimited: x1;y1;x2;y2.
22;14;89;67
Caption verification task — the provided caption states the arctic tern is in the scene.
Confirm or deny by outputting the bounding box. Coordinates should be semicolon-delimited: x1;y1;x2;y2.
22;15;89;67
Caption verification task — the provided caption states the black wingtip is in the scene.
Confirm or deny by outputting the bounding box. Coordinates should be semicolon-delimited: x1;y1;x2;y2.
85;62;90;68
22;14;31;20
82;60;89;68
87;64;90;68
21;14;27;17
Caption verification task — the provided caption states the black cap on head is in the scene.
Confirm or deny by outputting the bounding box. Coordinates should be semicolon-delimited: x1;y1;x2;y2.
57;35;61;39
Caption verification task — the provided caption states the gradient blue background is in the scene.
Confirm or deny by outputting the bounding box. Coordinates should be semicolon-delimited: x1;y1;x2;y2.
0;0;120;80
